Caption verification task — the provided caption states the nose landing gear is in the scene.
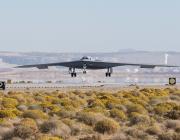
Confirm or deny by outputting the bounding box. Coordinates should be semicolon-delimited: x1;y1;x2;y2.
83;64;87;74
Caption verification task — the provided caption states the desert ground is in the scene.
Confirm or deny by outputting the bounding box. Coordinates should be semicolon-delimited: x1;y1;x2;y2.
0;85;179;140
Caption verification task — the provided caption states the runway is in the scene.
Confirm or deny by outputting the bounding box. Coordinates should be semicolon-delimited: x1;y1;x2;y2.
1;69;180;91
4;82;180;92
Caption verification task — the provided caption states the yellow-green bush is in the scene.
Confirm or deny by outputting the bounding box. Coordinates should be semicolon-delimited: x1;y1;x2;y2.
110;108;127;121
37;135;62;140
0;88;179;139
126;104;147;114
19;118;38;131
87;99;105;108
9;94;26;104
154;102;177;115
84;106;110;116
23;110;48;119
0;109;17;118
53;98;82;108
40;102;60;112
2;97;18;108
61;118;75;127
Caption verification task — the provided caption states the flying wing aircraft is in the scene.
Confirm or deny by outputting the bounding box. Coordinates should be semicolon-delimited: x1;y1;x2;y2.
16;56;179;77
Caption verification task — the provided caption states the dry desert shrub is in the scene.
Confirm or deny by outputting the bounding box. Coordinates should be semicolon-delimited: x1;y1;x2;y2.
56;109;76;119
1;88;180;139
146;123;163;135
40;120;58;133
169;95;180;102
13;118;38;139
126;104;147;115
79;134;102;140
165;109;180;120
36;134;62;140
14;125;35;139
0;126;15;140
19;118;38;131
1;129;14;140
40;120;71;139
129;112;151;125
76;112;104;126
22;110;48;120
110;133;127;140
158;132;180;140
154;102;177;115
94;118;120;134
40;102;61;114
28;104;42;110
61;118;75;127
165;120;180;130
83;106;110;116
126;128;149;140
87;98;105;108
70;122;94;136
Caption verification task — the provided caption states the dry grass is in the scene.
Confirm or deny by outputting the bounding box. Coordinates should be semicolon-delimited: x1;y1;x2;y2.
0;87;179;139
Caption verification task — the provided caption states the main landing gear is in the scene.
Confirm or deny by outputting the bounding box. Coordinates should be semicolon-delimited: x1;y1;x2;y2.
69;68;77;77
106;68;112;77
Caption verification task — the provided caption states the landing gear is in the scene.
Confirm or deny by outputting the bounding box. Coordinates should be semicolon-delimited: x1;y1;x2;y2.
83;64;87;74
106;68;112;77
70;68;77;77
69;68;72;74
71;72;77;77
106;72;111;77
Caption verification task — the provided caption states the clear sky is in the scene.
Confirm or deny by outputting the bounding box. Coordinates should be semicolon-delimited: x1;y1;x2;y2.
0;0;179;52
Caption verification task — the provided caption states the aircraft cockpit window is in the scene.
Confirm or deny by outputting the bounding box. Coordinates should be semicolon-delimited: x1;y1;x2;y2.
81;56;91;60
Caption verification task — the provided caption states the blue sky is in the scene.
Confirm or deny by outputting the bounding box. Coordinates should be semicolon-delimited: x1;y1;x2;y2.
0;0;179;52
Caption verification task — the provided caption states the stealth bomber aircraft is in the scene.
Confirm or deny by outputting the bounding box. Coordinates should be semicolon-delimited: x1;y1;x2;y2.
16;56;179;77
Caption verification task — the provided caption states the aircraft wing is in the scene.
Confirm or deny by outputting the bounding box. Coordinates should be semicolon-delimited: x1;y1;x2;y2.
15;61;82;69
16;60;179;69
100;61;179;68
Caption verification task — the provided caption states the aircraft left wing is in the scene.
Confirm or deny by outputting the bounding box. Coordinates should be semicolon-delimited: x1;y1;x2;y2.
15;61;82;69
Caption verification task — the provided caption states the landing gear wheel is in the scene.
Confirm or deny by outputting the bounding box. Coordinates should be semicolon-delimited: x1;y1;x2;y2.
83;71;87;74
106;73;111;77
71;73;77;77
